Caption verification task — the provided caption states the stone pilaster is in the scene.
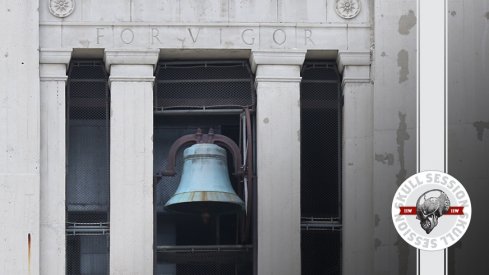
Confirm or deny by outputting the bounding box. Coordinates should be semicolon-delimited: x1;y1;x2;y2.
250;50;306;275
104;49;159;275
39;49;72;275
0;2;40;274
337;51;374;275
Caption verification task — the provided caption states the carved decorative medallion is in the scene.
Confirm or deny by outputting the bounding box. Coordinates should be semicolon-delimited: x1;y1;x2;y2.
49;0;75;18
335;0;361;19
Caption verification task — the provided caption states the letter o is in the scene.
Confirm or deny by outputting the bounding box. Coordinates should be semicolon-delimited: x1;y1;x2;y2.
273;29;286;46
121;28;135;44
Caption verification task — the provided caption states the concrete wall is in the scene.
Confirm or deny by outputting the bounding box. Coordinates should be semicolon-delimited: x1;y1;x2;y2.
447;0;489;273
39;0;370;52
39;0;370;24
0;1;40;274
373;1;417;275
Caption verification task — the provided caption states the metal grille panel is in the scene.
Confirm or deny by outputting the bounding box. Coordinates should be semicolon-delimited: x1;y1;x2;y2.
300;62;341;218
301;231;341;275
67;60;110;274
155;61;254;110
300;61;342;275
67;235;109;275
176;263;249;275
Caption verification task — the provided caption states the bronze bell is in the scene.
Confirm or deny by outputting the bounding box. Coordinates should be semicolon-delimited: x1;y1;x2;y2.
162;130;245;214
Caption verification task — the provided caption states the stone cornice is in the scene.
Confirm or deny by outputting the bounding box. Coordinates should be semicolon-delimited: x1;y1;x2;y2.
250;50;307;73
40;22;371;28
40;75;68;82
109;76;155;86
39;48;72;64
336;51;371;73
104;49;159;72
255;76;302;83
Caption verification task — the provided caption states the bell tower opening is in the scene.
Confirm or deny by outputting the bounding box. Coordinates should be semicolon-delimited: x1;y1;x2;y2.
153;60;255;275
300;61;342;274
66;59;110;275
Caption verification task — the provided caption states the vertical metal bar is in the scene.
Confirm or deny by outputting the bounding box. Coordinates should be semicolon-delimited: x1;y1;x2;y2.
216;215;220;245
153;176;158;275
338;68;343;225
417;0;447;274
65;64;71;275
105;63;111;272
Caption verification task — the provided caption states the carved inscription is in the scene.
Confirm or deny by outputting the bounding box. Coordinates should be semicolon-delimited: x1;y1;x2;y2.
188;28;201;43
304;29;314;45
272;29;286;45
120;28;135;44
241;29;255;45
90;26;317;48
96;28;104;45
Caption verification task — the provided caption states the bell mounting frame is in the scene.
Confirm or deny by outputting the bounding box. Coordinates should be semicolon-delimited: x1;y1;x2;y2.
158;128;243;178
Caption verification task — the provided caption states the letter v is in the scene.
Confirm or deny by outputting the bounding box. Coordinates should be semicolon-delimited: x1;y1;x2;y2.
188;28;201;43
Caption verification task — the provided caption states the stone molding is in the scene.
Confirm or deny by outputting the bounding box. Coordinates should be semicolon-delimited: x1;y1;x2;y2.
40;64;69;81
254;76;302;83
337;51;371;86
336;51;371;72
40;75;68;82
104;49;159;72
250;50;307;73
109;76;155;86
40;48;72;64
40;49;71;81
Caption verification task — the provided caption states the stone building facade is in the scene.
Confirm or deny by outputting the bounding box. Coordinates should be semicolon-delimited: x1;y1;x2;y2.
1;0;488;274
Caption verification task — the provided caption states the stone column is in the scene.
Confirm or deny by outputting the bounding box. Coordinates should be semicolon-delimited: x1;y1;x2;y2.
105;49;159;275
0;1;40;274
250;50;305;275
39;49;72;275
337;51;374;275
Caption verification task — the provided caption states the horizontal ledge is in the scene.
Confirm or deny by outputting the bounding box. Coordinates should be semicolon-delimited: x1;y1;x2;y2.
104;49;159;71
337;51;371;73
300;216;342;231
255;76;302;83
40;76;68;81
250;50;306;72
157;79;251;84
154;108;246;115
40;21;371;28
109;76;155;82
342;77;371;83
157;245;253;252
40;48;72;64
66;222;110;236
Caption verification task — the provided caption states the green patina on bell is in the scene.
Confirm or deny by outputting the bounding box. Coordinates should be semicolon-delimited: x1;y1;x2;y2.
164;143;245;214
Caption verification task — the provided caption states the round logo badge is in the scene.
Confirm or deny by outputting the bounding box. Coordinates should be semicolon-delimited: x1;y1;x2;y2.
391;171;471;251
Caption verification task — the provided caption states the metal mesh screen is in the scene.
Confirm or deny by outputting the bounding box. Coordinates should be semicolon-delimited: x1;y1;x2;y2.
301;231;341;275
176;262;250;275
154;116;251;275
66;235;109;275
155;61;254;110
300;62;342;275
67;60;110;275
300;62;341;218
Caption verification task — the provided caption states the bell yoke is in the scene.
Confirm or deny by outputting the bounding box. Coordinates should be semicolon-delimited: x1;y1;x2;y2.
160;128;245;214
